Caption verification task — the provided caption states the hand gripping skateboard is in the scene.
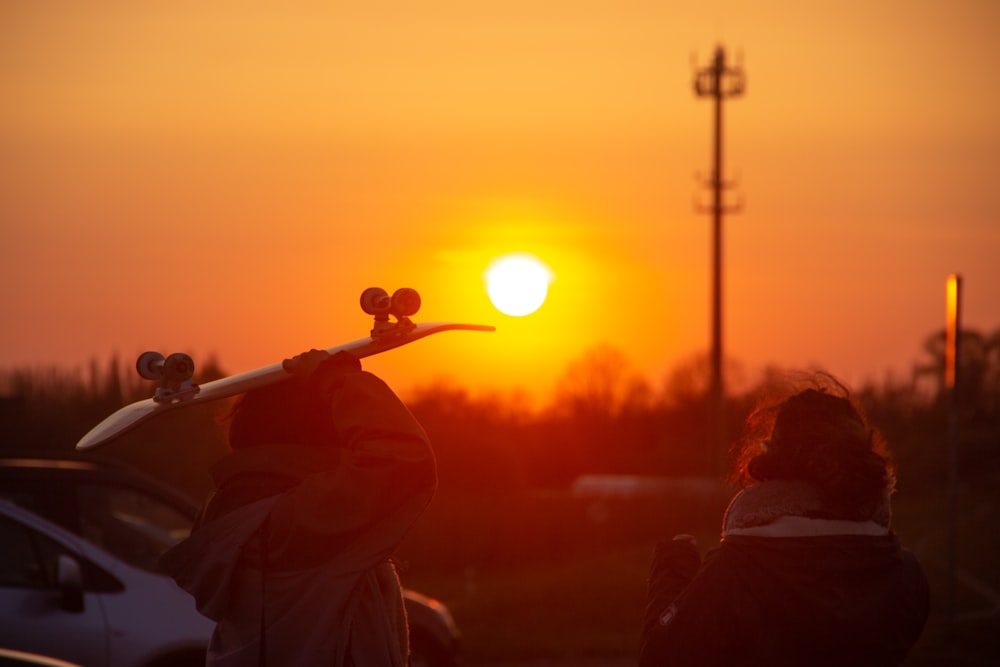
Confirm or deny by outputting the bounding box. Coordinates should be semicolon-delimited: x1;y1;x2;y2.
76;288;494;451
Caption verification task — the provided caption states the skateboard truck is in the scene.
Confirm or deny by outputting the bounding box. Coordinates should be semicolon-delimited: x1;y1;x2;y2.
360;287;421;339
136;351;200;403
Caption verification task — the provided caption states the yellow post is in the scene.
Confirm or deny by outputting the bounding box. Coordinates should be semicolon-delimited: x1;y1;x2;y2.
945;274;962;630
945;275;961;389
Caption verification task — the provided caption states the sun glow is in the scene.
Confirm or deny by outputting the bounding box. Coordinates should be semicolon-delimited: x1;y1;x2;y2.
485;254;553;317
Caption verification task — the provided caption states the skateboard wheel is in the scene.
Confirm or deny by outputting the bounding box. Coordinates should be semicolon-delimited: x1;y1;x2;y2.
163;353;195;382
390;288;421;317
360;287;391;315
136;351;165;380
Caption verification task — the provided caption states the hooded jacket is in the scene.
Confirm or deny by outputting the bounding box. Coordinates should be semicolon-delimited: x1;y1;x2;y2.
160;369;436;667
639;481;929;667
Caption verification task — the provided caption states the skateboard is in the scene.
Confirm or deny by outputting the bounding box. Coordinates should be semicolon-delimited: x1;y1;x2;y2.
76;287;494;451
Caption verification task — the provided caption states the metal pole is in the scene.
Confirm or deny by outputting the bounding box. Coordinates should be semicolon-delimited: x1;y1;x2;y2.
694;46;744;472
711;50;724;455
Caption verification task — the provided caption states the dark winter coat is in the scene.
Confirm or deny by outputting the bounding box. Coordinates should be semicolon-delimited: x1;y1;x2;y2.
160;370;436;667
639;481;929;667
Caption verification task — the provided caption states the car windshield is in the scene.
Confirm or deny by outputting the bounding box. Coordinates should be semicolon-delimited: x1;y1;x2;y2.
79;484;193;573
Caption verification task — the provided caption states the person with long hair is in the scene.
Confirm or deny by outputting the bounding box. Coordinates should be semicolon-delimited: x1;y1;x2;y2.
639;372;929;666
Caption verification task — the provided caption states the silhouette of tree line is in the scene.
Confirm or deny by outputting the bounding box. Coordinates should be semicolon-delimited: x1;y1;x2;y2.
1;328;997;499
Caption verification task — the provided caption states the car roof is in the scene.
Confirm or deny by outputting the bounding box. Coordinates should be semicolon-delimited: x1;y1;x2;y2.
0;456;106;472
0;451;130;470
0;647;84;667
0;453;200;515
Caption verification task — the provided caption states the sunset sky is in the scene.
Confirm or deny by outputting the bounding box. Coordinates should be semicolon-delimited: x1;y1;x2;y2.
2;0;998;406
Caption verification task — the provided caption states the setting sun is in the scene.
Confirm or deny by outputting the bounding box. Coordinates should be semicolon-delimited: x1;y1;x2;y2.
485;254;553;317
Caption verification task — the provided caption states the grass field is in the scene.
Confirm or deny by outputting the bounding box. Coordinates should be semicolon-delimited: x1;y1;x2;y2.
402;482;1000;666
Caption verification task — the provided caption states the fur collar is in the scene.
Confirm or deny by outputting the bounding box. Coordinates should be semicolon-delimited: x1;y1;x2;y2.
723;480;891;534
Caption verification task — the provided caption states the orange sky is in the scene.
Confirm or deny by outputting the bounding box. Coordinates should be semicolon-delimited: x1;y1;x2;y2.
2;0;998;406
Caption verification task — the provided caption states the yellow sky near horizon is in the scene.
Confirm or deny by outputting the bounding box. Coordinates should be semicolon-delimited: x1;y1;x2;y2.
2;0;998;406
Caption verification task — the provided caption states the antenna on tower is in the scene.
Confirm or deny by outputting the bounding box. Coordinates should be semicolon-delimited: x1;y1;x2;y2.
692;44;745;471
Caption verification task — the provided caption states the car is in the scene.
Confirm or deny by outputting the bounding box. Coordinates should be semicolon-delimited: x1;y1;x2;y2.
0;454;461;667
0;499;212;667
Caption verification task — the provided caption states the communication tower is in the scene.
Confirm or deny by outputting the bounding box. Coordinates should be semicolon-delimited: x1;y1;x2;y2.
693;45;745;469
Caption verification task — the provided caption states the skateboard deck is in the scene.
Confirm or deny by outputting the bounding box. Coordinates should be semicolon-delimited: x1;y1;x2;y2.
76;288;494;451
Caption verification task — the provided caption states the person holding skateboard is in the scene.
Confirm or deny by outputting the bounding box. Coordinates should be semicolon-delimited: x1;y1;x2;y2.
639;372;929;666
160;349;436;666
